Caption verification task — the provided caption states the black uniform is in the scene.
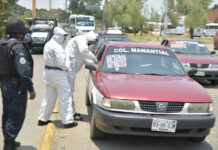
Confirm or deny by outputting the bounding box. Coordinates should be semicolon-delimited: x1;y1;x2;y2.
1;38;34;141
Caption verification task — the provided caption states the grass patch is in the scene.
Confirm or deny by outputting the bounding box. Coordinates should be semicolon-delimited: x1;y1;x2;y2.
127;34;213;45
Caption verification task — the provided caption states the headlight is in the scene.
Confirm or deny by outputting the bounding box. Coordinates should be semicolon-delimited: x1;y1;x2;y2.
102;98;135;110
209;64;218;69
182;63;190;71
188;103;211;113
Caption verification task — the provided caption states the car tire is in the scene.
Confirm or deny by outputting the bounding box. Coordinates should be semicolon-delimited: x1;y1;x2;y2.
211;80;218;85
90;106;104;139
85;88;90;106
190;136;206;142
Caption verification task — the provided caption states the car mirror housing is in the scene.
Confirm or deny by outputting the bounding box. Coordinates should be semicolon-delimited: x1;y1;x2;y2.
187;68;197;76
210;51;216;55
85;63;97;71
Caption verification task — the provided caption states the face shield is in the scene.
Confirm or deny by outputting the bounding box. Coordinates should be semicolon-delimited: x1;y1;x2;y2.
53;27;68;45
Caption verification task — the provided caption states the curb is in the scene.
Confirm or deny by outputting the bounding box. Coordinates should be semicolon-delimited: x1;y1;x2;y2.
39;102;59;150
39;123;55;150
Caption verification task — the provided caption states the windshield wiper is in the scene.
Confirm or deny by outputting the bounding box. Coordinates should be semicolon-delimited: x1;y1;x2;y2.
144;73;166;76
174;51;186;54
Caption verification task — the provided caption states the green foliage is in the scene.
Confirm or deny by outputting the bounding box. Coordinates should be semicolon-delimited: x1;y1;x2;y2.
104;0;147;33
68;0;102;23
0;0;18;37
184;0;211;29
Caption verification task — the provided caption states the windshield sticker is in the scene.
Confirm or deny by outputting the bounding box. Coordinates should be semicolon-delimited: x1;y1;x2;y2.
175;41;198;45
130;48;169;56
198;44;205;47
171;43;187;48
106;54;127;71
110;47;171;56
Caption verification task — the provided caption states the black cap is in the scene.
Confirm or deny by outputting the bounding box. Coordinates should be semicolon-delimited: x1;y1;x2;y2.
6;19;26;35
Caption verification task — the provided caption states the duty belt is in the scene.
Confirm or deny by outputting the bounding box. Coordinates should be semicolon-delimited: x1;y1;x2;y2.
45;65;63;71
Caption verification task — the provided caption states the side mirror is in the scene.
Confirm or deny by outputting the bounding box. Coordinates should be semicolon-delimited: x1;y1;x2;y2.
27;30;32;34
210;51;216;55
187;68;197;76
85;63;97;71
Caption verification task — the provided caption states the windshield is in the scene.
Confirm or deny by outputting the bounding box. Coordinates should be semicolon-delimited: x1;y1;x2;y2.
170;41;210;55
101;46;186;76
76;17;94;26
30;26;52;32
96;37;132;49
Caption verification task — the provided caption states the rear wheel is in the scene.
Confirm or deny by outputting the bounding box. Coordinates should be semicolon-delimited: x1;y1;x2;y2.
190;136;206;142
85;88;90;106
211;80;218;85
90;106;104;139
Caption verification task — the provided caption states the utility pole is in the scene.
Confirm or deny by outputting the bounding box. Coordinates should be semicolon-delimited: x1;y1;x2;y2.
163;0;168;39
32;0;36;20
49;0;52;17
65;0;68;23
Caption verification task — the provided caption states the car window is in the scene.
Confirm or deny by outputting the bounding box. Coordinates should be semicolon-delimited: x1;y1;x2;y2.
101;46;186;76
96;45;106;61
30;26;52;32
169;41;210;55
96;36;131;49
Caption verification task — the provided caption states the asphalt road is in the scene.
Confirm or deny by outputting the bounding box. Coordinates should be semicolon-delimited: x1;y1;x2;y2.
51;44;218;150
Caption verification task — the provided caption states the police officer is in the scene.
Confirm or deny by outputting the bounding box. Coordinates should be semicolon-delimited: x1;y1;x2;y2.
0;19;36;150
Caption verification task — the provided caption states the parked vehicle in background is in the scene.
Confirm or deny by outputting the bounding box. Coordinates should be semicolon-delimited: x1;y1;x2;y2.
89;33;132;54
69;14;95;37
193;27;204;37
106;28;123;34
85;41;215;141
161;39;218;85
175;24;185;35
33;17;57;27
25;24;53;53
203;23;218;37
214;31;218;50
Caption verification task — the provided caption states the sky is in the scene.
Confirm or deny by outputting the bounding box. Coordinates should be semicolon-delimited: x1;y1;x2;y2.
17;0;218;12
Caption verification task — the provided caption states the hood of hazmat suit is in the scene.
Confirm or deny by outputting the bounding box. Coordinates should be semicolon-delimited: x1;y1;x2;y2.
53;27;68;45
85;31;98;42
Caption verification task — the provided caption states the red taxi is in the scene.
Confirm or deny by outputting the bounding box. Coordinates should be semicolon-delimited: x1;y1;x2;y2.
214;31;218;50
161;39;218;85
85;42;215;141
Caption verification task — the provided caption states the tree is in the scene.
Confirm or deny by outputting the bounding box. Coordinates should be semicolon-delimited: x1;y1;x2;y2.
104;0;147;35
184;0;211;39
0;0;18;38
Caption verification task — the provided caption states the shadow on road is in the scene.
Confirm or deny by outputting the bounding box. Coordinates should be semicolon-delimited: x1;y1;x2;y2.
17;146;37;150
92;135;213;150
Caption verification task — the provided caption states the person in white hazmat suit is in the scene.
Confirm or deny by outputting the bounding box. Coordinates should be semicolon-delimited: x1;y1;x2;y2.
38;27;77;128
65;31;98;121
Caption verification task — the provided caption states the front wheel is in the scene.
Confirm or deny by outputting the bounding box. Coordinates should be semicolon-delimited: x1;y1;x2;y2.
90;106;104;139
211;80;218;85
85;88;90;106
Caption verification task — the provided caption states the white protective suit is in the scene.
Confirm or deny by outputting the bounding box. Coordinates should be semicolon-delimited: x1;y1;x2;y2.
38;27;74;124
65;31;98;113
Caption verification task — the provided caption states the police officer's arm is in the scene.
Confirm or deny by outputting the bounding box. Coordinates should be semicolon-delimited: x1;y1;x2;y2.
12;44;35;97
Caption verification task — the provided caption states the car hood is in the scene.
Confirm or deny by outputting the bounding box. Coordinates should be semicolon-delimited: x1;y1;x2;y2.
99;73;212;103
31;32;49;38
176;53;218;64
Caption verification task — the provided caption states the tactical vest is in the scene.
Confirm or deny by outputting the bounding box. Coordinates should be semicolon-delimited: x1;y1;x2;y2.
0;40;19;76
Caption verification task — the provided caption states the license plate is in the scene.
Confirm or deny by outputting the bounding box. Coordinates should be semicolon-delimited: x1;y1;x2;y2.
195;71;205;76
151;118;177;133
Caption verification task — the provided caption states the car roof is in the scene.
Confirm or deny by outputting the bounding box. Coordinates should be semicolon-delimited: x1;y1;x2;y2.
104;41;169;49
166;38;202;43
